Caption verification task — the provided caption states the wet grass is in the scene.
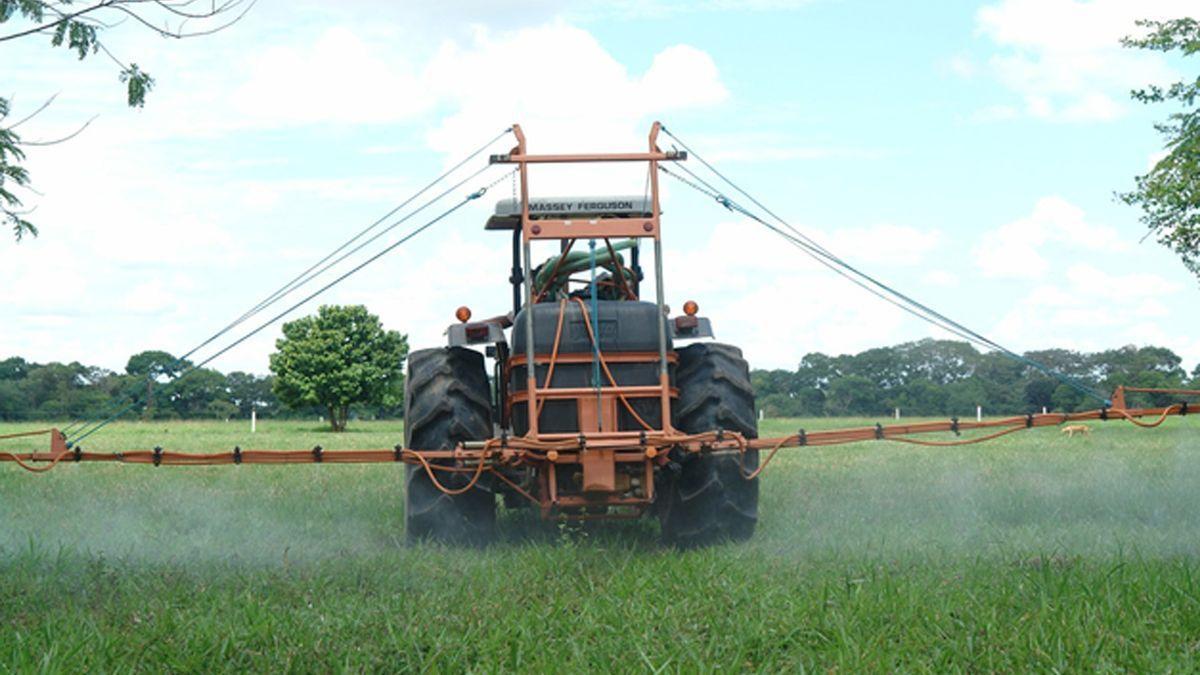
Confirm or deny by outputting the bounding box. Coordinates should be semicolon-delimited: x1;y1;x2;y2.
2;416;1200;670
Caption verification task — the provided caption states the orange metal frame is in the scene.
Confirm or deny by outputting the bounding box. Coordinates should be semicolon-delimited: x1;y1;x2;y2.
483;123;690;514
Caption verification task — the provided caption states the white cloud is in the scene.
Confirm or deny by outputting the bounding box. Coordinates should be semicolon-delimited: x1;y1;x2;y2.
923;270;960;287
661;218;949;366
230;27;428;127
423;22;728;192
826;223;941;267
974;0;1190;121
122;282;181;315
973;196;1129;280
687;130;885;163
946;54;977;79
992;262;1193;362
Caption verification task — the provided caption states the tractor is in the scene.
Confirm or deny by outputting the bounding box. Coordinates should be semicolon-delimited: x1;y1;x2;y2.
403;123;759;546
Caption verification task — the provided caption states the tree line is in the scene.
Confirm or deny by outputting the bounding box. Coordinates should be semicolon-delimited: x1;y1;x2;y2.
753;339;1196;418
2;337;1193;423
0;350;402;423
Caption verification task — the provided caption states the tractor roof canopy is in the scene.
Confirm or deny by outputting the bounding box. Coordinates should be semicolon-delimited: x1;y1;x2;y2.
485;196;653;230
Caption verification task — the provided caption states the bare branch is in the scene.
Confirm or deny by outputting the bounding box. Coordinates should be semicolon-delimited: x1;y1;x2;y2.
109;0;254;40
6;93;60;130
150;0;241;20
20;115;98;146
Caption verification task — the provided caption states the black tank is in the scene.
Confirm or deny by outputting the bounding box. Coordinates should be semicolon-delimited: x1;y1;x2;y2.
509;300;674;434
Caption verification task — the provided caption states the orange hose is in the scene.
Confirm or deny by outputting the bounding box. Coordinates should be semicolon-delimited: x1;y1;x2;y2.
888;424;1027;447
1116;405;1177;428
0;449;71;473
535;298;569;419
570;297;655;431
0;429;53;440
401;444;492;496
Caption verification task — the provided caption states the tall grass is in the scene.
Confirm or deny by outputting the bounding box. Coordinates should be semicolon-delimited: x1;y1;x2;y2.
2;417;1199;670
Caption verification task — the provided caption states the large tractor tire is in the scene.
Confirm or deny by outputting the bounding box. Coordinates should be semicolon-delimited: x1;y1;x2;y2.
660;342;760;547
404;347;496;545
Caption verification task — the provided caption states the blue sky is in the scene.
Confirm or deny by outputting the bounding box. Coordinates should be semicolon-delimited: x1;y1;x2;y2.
3;0;1198;374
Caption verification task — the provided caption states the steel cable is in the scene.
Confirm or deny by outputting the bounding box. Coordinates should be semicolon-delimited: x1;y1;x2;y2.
656;129;1110;405
60;128;513;437
67;169;515;447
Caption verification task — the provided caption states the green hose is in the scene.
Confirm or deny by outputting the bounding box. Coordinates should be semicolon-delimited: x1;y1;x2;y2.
535;239;637;293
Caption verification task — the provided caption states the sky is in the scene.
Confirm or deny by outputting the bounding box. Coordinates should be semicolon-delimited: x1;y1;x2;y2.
2;0;1199;376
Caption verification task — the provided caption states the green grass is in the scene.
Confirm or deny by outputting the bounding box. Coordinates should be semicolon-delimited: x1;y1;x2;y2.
3;416;1200;671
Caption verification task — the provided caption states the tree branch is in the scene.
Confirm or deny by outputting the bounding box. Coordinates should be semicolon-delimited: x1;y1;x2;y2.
0;1;117;42
19;114;98;146
5;93;59;130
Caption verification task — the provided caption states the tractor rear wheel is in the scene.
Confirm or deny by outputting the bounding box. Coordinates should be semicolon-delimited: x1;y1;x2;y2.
404;347;496;545
660;342;759;547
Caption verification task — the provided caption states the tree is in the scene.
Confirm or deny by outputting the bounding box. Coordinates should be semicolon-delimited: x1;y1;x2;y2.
125;349;188;419
225;371;277;417
0;356;29;380
1120;18;1200;277
824;375;884;417
269;305;407;432
126;349;187;380
0;0;253;240
165;367;226;419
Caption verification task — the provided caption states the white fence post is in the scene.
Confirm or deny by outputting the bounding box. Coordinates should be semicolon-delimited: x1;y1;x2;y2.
251;408;257;434
976;405;982;422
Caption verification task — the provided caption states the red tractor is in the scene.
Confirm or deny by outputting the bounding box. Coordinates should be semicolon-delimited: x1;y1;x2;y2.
403;123;759;546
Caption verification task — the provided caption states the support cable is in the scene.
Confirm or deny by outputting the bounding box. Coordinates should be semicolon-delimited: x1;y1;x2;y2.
67;169;515;447
59;128;512;436
656;129;1109;405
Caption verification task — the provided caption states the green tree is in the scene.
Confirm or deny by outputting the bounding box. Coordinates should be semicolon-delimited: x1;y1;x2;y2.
1120;18;1200;277
1051;384;1087;413
165;367;226;419
895;379;945;416
125;349;189;419
225;371;277;417
0;379;30;420
0;0;252;240
269;305;407;432
0;356;29;380
824;375;884;416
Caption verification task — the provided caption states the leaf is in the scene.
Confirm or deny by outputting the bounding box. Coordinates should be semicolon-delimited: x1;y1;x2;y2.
120;64;154;108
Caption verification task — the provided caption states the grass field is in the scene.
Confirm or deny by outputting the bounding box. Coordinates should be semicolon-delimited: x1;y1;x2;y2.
3;416;1200;671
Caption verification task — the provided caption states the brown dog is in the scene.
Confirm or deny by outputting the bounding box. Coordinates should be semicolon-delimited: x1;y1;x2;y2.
1061;424;1091;438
